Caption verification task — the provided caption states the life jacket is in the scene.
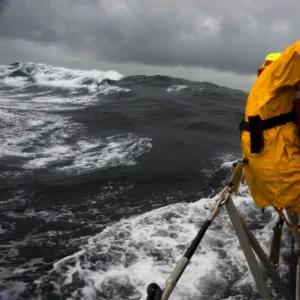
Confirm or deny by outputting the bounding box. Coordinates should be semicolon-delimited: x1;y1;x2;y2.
239;40;300;215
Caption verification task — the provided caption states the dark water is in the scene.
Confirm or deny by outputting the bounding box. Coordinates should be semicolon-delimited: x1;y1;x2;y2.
0;63;292;300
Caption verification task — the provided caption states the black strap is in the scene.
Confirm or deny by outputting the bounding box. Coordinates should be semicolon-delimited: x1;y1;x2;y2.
248;115;264;153
239;110;296;154
239;111;296;132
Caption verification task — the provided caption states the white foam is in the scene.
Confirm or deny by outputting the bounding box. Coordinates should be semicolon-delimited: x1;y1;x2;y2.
166;85;188;92
96;83;130;95
221;161;236;168
0;107;152;175
218;153;241;169
30;95;89;104
2;76;28;88
0;64;130;114
22;134;152;172
0;88;129;113
27;119;45;127
35;183;286;300
54;134;152;174
0;109;76;161
0;63;126;93
17;95;99;111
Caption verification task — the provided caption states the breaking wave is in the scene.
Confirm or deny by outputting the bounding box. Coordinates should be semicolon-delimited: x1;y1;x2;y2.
0;62;126;93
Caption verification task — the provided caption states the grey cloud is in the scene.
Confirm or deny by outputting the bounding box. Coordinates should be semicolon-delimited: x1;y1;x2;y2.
0;0;299;75
0;0;8;15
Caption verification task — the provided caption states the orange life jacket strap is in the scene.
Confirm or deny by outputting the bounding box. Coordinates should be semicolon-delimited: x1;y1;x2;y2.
273;206;300;231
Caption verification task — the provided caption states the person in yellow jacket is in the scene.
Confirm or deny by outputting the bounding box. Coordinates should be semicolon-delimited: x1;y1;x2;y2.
239;40;300;222
257;52;281;77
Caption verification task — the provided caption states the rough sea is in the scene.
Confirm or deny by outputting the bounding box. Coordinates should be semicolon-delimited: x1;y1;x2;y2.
0;62;293;300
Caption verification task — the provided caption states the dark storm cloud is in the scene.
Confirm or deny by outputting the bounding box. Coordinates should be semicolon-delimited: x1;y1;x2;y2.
0;0;8;15
0;0;299;75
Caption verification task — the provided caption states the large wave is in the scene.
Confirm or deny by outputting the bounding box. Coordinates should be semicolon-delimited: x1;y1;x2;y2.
0;62;124;90
0;63;150;179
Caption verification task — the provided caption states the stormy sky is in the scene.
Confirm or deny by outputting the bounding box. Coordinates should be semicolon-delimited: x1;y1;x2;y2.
0;0;299;91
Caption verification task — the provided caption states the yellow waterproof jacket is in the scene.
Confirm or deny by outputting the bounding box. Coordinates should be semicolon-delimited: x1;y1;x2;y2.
241;40;300;214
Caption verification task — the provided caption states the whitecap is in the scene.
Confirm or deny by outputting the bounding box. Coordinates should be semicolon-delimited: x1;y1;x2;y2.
0;62;127;94
166;85;188;92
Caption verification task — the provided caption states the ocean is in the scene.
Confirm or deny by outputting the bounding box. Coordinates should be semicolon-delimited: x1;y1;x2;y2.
0;62;292;300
